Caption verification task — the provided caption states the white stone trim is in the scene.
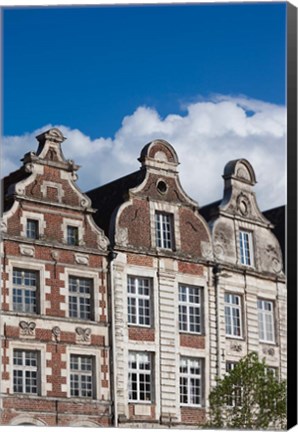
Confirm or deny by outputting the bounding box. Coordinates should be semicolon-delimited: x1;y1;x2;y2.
20;211;46;238
7;259;48;315
63;267;100;322
61;217;85;246
9;340;47;396
149;201;181;250
40;180;65;203
66;345;101;400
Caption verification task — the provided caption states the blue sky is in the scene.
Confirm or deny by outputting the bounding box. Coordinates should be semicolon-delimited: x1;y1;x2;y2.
2;3;287;210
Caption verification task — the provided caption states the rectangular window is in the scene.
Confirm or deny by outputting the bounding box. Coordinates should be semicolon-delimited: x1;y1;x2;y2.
13;350;39;395
179;284;203;334
128;352;152;402
70;354;94;398
69;276;93;320
258;299;275;343
26;219;39;239
239;230;253;266
127;276;152;326
67;226;79;246
180;357;203;406
155;212;174;249
226;361;242;406
224;293;243;338
13;269;38;313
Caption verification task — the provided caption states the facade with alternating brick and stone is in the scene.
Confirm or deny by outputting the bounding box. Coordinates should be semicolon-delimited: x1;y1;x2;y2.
1;129;112;427
1;128;286;428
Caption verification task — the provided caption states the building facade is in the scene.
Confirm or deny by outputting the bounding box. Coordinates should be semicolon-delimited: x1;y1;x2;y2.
1;127;286;428
1;129;112;427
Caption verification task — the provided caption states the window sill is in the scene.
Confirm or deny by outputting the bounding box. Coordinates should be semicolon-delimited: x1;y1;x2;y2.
128;324;152;329
128;401;152;405
259;340;276;345
180;404;203;408
179;331;204;336
225;335;244;341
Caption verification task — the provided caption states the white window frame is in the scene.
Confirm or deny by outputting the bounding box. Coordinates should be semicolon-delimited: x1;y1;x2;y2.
62;218;84;246
127;276;152;327
179;284;203;334
128;351;153;403
13;349;40;395
225;361;242;407
12;268;39;314
180;357;203;407
26;219;39;239
20;212;45;239
68;276;94;321
155;212;174;249
257;299;275;343
70;354;95;399
224;293;243;338
239;230;254;267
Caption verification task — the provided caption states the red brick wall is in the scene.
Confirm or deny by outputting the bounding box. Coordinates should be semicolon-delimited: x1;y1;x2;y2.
119;199;151;248
180;407;206;424
128;327;155;342
179;207;210;257
127;254;153;267
178;261;204;275
180;334;205;349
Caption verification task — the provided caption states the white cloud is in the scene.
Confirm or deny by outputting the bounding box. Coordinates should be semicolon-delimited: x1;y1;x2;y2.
2;95;286;211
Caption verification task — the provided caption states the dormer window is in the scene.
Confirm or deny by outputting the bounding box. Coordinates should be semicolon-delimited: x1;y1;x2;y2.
239;230;254;267
155;212;174;249
67;226;79;246
26;219;39;240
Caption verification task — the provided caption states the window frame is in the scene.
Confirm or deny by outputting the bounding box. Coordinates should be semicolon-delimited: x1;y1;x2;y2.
67;225;79;246
155;211;174;250
128;351;153;403
13;349;40;395
239;230;254;267
68;276;94;321
224;293;243;339
127;276;152;327
26;219;39;240
257;299;275;343
12;268;39;314
180;357;204;407
179;284;203;334
225;361;242;407
70;354;96;399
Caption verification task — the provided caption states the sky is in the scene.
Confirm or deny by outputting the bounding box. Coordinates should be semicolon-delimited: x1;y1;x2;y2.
2;2;287;211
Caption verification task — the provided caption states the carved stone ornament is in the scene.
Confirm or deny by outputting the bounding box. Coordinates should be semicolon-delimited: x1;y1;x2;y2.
200;241;213;260
97;235;108;251
52;326;61;342
80;198;90;209
74;253;89;266
19;321;36;336
265;244;282;273
214;243;224;258
236;193;250;217
236;165;250;181
51;250;60;261
262;346;275;356
230;342;242;352
115;227;128;247
19;245;35;257
1;219;7;233
75;327;91;343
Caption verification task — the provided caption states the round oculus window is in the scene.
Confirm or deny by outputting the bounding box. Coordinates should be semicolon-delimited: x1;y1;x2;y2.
157;180;168;194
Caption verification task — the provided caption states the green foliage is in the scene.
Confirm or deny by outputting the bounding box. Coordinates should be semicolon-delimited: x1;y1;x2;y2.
206;352;286;430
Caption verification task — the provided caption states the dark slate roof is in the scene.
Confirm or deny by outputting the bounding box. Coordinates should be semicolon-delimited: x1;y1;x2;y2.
86;169;146;237
2;167;30;212
263;205;285;263
199;200;221;223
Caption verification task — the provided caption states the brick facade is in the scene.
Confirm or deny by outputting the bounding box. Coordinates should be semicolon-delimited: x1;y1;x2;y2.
1;128;112;427
1;129;286;428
